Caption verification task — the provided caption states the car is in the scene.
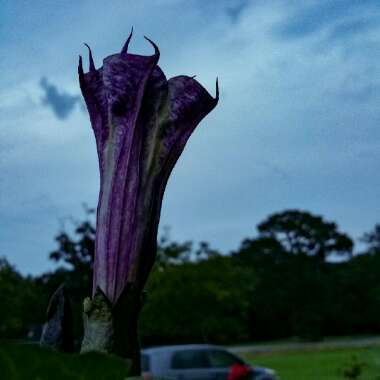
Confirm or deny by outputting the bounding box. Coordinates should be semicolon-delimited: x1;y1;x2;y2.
141;344;278;380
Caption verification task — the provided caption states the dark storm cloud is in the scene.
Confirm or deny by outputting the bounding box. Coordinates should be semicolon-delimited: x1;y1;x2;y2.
192;0;251;23
329;18;380;42
274;0;380;40
224;0;250;23
39;77;81;120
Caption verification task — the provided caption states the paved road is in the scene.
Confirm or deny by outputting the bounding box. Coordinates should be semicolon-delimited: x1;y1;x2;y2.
229;336;380;354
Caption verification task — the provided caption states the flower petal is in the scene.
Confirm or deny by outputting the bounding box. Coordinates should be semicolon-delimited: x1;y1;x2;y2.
159;75;219;175
93;53;162;302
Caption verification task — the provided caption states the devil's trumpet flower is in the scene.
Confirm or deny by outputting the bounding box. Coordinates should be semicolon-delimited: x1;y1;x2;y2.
77;31;218;371
79;31;218;305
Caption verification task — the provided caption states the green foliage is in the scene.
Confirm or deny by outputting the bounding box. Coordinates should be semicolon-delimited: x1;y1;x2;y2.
49;209;95;271
33;209;95;346
360;224;380;255
0;259;44;339
2;208;380;346
342;355;365;380
140;256;255;345
0;341;131;380
257;210;353;260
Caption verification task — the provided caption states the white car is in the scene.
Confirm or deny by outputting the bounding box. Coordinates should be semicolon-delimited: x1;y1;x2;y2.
141;344;278;380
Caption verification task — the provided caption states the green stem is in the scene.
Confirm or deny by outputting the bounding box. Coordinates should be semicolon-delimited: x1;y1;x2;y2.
80;285;144;375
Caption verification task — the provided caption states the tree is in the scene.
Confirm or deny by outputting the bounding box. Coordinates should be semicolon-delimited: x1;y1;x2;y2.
47;207;96;297
37;208;96;347
235;236;288;266
0;258;44;339
140;256;254;346
49;207;95;273
233;211;356;341
232;237;294;340
361;224;380;255
155;227;193;269
257;209;353;261
45;213;213;346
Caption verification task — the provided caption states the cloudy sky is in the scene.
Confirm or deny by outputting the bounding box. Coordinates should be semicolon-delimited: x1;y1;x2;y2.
1;0;380;275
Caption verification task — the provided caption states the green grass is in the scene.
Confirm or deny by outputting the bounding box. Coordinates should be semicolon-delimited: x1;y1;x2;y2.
243;346;380;380
0;341;132;380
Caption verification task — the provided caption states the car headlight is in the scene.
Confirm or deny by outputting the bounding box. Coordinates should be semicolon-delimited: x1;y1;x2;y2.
264;368;276;375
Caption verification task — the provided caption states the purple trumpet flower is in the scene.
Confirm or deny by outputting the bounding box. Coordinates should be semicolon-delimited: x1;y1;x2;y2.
79;31;218;305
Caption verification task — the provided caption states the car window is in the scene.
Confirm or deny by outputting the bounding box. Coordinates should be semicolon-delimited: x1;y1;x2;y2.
141;354;150;371
171;349;210;369
207;350;244;368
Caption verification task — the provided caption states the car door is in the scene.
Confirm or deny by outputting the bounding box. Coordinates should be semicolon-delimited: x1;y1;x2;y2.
168;349;215;380
206;349;248;380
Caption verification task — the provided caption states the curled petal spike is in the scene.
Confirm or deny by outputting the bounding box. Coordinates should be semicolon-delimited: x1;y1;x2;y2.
78;55;84;80
215;77;219;101
78;55;83;74
121;27;134;56
143;36;160;61
84;43;96;72
78;55;86;90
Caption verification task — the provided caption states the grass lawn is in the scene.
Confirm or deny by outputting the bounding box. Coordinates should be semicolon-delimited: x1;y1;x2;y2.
0;341;132;380
243;346;380;380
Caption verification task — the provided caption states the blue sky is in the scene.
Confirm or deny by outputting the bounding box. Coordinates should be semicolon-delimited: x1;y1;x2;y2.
1;0;380;274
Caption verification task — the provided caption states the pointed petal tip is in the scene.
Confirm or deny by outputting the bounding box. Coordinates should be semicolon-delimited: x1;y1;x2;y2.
83;43;96;72
121;27;134;56
78;55;85;87
215;77;219;101
78;55;83;73
143;35;160;61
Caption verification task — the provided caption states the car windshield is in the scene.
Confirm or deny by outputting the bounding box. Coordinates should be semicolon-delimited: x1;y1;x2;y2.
172;349;210;369
208;350;244;368
171;349;244;370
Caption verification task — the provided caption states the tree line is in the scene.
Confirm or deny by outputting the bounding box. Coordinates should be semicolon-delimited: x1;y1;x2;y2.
1;209;380;347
